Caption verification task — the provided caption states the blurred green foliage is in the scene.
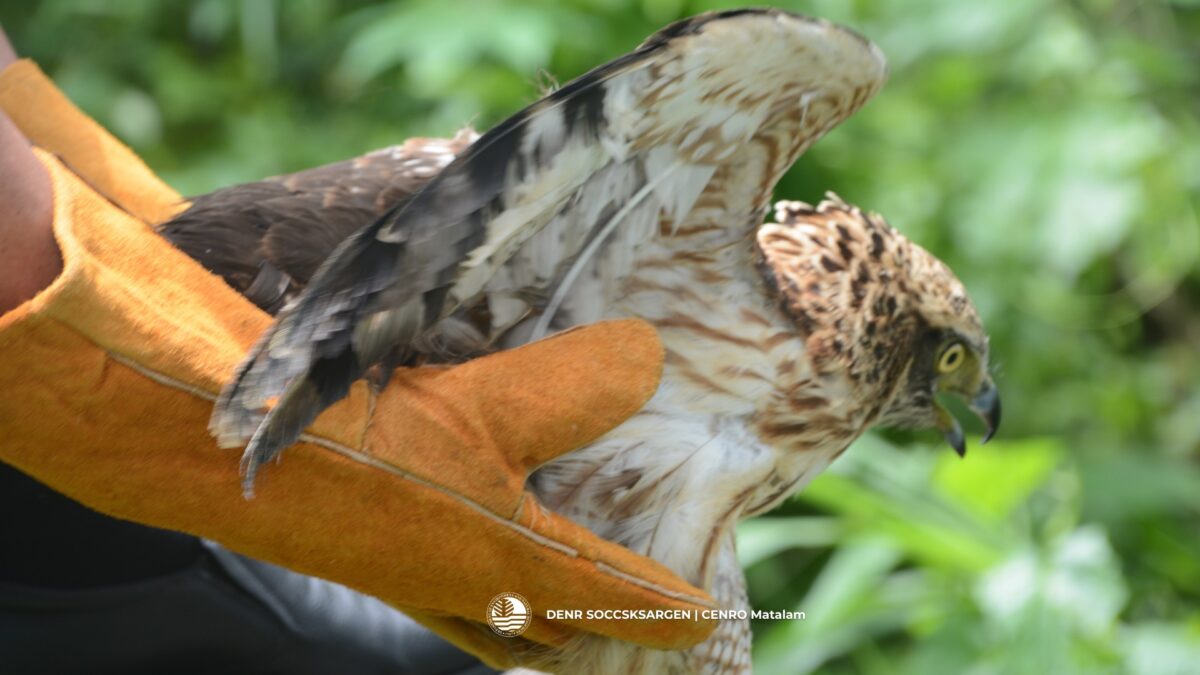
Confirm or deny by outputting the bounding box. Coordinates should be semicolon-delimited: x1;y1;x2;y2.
4;1;1198;672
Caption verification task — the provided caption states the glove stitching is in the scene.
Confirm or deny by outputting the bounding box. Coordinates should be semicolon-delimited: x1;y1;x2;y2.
105;346;716;609
108;350;220;402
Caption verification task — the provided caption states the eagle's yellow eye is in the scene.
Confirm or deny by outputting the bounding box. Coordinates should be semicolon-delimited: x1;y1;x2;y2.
937;342;966;374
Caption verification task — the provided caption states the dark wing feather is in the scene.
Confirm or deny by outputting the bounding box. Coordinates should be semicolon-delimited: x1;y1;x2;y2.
158;132;476;313
210;9;888;493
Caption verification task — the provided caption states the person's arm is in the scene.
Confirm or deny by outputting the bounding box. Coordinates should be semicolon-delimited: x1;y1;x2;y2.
0;28;58;314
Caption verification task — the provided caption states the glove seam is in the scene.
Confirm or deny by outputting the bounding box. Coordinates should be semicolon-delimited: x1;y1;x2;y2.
104;347;715;609
108;350;221;402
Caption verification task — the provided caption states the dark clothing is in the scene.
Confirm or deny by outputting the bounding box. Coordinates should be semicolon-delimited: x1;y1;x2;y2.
0;464;497;675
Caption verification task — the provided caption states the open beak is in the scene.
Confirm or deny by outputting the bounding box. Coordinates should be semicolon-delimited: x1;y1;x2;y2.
971;380;1001;444
935;378;1001;458
935;404;966;457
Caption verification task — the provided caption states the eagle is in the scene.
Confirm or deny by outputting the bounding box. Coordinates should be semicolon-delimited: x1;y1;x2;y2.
161;9;1000;673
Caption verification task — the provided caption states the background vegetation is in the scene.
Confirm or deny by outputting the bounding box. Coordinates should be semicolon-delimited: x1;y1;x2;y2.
4;1;1197;672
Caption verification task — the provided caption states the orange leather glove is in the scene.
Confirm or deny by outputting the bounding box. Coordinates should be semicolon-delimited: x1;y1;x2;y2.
0;60;715;668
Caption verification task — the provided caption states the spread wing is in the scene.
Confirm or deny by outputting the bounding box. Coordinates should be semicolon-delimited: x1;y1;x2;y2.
159;131;476;313
210;8;888;492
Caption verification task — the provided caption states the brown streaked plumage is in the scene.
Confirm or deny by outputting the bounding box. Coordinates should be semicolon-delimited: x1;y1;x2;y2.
161;10;999;674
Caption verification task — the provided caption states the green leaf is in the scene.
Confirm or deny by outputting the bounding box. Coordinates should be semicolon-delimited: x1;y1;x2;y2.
932;437;1061;522
736;517;842;568
1122;623;1200;675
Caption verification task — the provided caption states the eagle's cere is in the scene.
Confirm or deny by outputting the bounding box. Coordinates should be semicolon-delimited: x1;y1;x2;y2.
164;8;999;674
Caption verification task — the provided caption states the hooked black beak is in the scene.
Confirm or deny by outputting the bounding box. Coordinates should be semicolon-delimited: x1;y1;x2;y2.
935;378;1000;458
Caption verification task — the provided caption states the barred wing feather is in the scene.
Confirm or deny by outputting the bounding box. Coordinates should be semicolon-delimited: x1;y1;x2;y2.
210;9;887;493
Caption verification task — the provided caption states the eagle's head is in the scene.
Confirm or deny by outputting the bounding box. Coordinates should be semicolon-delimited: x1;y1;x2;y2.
757;193;1000;455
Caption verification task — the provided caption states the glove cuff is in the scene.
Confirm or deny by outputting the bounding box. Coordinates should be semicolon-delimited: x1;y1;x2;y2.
0;59;184;224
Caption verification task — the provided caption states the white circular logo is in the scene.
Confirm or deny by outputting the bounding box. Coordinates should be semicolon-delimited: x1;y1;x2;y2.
486;592;532;637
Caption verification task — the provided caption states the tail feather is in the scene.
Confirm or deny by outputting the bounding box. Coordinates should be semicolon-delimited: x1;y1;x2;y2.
211;214;406;453
238;346;360;496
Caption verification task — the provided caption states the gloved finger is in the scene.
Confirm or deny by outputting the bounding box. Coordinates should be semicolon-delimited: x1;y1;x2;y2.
389;318;665;475
509;492;719;650
203;435;717;659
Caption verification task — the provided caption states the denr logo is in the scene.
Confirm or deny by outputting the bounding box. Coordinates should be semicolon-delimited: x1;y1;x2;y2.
486;592;532;637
